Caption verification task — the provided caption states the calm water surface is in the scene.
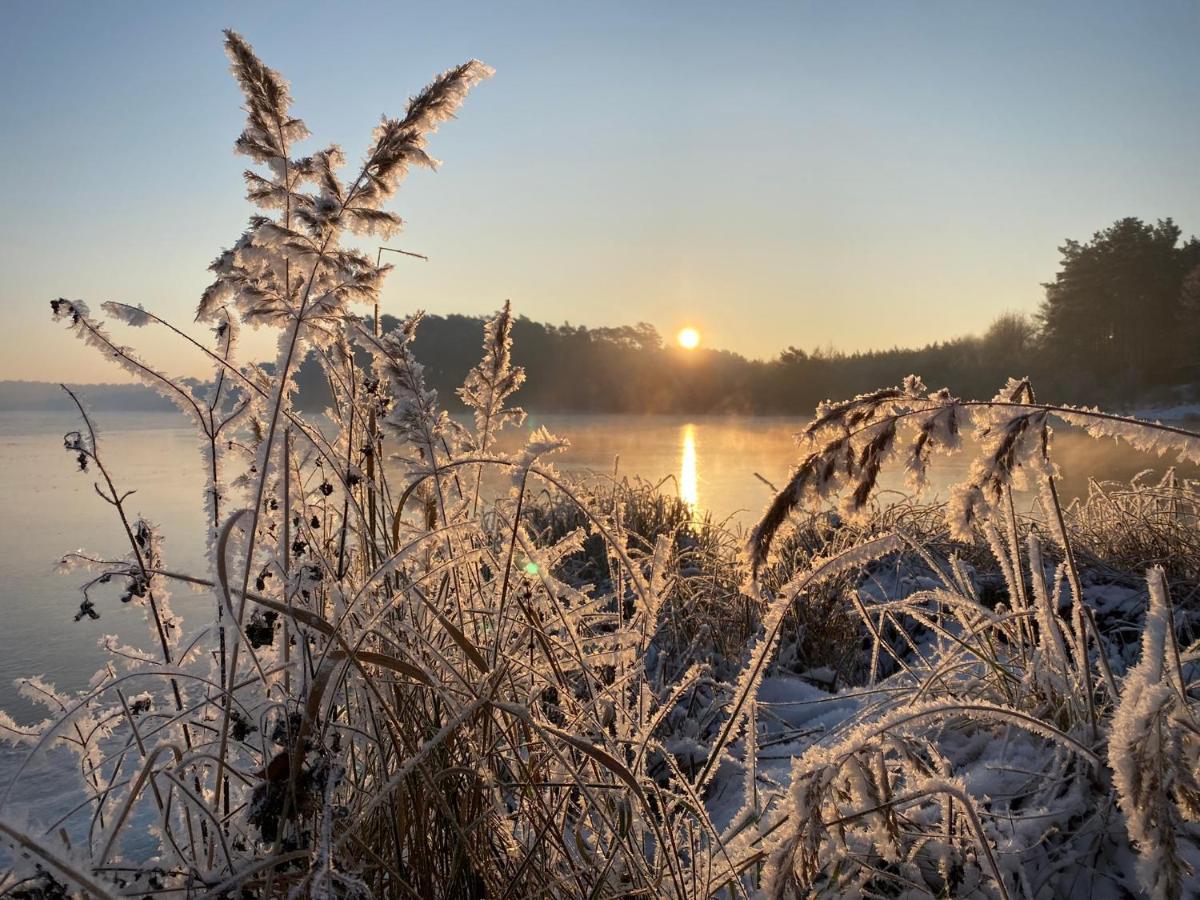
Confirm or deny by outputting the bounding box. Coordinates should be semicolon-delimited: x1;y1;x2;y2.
0;408;1196;713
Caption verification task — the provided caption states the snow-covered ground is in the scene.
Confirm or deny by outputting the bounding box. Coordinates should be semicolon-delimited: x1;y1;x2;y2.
696;558;1198;898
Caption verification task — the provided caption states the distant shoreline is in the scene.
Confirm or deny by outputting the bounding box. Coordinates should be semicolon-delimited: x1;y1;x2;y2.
5;379;1198;422
0;380;179;412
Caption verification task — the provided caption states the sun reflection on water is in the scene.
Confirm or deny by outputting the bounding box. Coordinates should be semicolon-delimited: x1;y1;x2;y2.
680;423;699;510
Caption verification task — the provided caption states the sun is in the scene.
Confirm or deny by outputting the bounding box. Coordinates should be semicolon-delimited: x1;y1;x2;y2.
677;327;701;350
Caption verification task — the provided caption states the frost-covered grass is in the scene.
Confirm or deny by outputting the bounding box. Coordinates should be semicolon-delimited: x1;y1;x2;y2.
4;30;1200;900
731;384;1200;899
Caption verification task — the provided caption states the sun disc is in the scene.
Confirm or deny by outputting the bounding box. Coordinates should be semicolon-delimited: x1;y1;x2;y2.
677;327;700;350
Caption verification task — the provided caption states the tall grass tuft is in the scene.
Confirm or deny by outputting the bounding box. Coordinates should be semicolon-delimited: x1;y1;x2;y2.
748;376;1200;898
2;32;814;898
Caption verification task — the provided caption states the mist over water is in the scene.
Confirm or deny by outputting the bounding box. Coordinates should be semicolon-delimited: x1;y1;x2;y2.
2;408;1196;714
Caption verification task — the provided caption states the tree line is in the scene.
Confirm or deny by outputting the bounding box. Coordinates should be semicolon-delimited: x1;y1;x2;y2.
293;216;1200;414
8;215;1189;415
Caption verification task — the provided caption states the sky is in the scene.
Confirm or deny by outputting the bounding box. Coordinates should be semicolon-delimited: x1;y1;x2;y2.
1;0;1197;382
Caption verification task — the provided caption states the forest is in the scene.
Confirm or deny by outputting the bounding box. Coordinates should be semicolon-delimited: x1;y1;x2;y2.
290;215;1200;414
5;216;1193;416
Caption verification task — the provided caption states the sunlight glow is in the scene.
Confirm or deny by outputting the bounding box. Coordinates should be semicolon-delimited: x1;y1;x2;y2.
680;423;699;510
677;327;701;350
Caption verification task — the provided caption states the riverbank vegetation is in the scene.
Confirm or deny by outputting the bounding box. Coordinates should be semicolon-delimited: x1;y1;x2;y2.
3;32;1200;900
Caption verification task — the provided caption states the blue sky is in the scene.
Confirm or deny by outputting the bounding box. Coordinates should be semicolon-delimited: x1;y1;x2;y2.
2;0;1197;381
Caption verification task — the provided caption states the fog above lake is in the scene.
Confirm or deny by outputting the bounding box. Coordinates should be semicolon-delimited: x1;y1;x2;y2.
1;408;1196;714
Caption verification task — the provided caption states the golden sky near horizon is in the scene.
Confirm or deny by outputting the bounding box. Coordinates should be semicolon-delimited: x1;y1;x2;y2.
1;1;1197;384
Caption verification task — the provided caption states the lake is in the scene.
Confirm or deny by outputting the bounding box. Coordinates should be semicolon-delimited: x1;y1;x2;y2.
1;407;1196;716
